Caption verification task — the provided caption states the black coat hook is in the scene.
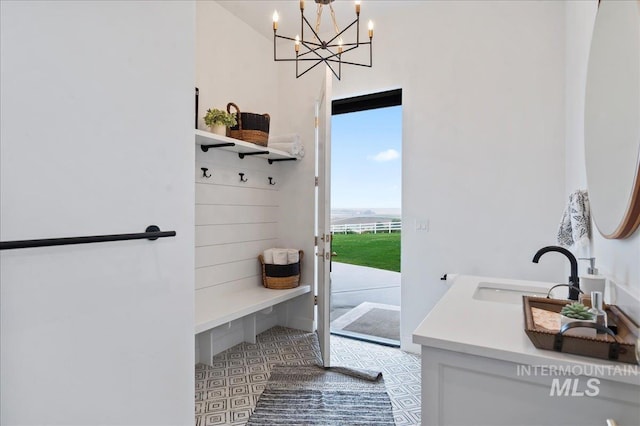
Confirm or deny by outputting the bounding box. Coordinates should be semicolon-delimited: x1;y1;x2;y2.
239;172;248;182
201;167;211;178
268;177;276;185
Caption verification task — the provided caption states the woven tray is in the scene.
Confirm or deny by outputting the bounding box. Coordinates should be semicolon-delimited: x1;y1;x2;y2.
523;296;639;364
258;251;303;290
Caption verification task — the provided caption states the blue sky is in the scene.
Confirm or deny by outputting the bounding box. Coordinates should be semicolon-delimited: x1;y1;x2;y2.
331;105;402;209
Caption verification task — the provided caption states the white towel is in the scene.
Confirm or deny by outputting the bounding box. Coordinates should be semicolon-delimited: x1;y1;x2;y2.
287;249;299;264
263;248;274;264
269;134;300;144
557;189;591;248
273;249;289;265
268;134;305;158
268;142;305;158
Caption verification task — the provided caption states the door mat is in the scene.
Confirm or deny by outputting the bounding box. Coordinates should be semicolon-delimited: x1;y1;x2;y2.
331;302;400;341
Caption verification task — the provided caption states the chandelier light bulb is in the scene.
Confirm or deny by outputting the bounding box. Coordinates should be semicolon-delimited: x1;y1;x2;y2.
368;20;374;38
295;35;300;53
300;0;305;11
355;1;361;15
338;37;344;54
272;11;279;31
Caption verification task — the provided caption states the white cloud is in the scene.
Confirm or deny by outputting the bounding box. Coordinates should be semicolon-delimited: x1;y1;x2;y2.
370;149;400;162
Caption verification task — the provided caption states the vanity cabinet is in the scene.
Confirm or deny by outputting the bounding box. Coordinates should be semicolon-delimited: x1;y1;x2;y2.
413;275;640;426
422;346;639;426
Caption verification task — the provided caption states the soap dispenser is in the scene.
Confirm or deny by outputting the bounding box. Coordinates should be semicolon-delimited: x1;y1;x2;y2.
579;257;606;300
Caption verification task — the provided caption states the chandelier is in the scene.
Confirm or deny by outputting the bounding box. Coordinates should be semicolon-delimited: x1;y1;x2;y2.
272;0;374;80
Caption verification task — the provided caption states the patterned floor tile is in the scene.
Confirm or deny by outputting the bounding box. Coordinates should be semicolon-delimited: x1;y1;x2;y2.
194;326;421;426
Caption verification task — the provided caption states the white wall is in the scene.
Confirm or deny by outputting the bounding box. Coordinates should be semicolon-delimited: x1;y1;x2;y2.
275;1;568;353
564;0;640;318
272;75;321;334
0;1;195;425
196;1;281;134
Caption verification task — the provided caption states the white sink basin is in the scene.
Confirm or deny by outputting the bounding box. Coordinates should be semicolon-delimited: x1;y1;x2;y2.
472;281;552;304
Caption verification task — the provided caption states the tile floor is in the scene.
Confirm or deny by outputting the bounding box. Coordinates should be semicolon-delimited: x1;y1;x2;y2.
195;326;421;426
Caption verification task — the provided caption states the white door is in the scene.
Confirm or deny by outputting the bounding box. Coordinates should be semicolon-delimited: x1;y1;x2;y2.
315;67;332;367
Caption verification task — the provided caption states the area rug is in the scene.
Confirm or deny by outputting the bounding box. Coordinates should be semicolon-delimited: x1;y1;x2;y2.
246;364;395;425
331;302;400;341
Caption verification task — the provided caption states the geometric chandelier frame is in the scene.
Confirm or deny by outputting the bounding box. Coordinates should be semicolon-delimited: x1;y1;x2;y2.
273;0;373;80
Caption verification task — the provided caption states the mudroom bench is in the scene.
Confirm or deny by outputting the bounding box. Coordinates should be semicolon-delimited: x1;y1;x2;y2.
195;284;311;364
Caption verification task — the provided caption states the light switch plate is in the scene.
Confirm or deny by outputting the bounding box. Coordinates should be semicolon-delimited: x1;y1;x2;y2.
415;219;429;231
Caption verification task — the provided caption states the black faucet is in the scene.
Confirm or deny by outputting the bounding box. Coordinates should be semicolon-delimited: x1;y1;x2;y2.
532;246;580;300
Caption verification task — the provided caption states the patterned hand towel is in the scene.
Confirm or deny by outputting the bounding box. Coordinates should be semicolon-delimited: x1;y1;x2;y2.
557;189;591;248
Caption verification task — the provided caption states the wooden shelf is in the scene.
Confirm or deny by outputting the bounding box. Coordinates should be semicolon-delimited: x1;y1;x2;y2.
195;129;297;163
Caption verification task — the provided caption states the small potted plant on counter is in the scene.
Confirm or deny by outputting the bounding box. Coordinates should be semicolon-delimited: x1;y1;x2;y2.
204;108;237;136
560;302;596;337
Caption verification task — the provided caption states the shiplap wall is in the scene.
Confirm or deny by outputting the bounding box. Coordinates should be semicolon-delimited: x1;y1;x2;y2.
195;151;279;293
195;148;303;355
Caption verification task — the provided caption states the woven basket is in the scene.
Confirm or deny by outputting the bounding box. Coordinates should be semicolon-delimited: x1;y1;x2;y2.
259;251;304;290
227;102;270;146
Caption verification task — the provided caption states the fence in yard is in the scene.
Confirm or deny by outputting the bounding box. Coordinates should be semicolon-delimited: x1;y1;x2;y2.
331;221;402;234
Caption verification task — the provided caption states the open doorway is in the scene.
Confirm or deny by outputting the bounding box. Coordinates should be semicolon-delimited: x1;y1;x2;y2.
329;89;402;347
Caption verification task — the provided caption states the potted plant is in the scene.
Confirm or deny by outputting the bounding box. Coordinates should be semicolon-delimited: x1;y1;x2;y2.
204;108;237;136
560;302;596;337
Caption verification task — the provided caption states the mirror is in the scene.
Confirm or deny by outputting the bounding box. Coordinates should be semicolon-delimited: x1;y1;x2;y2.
584;0;640;239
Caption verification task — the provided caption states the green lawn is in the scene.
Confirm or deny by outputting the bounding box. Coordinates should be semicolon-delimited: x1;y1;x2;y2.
331;233;400;272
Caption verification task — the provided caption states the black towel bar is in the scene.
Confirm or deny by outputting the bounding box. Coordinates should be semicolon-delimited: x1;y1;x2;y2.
0;225;176;250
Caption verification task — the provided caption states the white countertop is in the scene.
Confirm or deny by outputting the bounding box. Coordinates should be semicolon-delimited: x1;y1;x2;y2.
412;275;640;386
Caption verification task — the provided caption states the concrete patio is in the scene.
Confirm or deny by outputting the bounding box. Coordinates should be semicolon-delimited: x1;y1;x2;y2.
330;262;401;342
